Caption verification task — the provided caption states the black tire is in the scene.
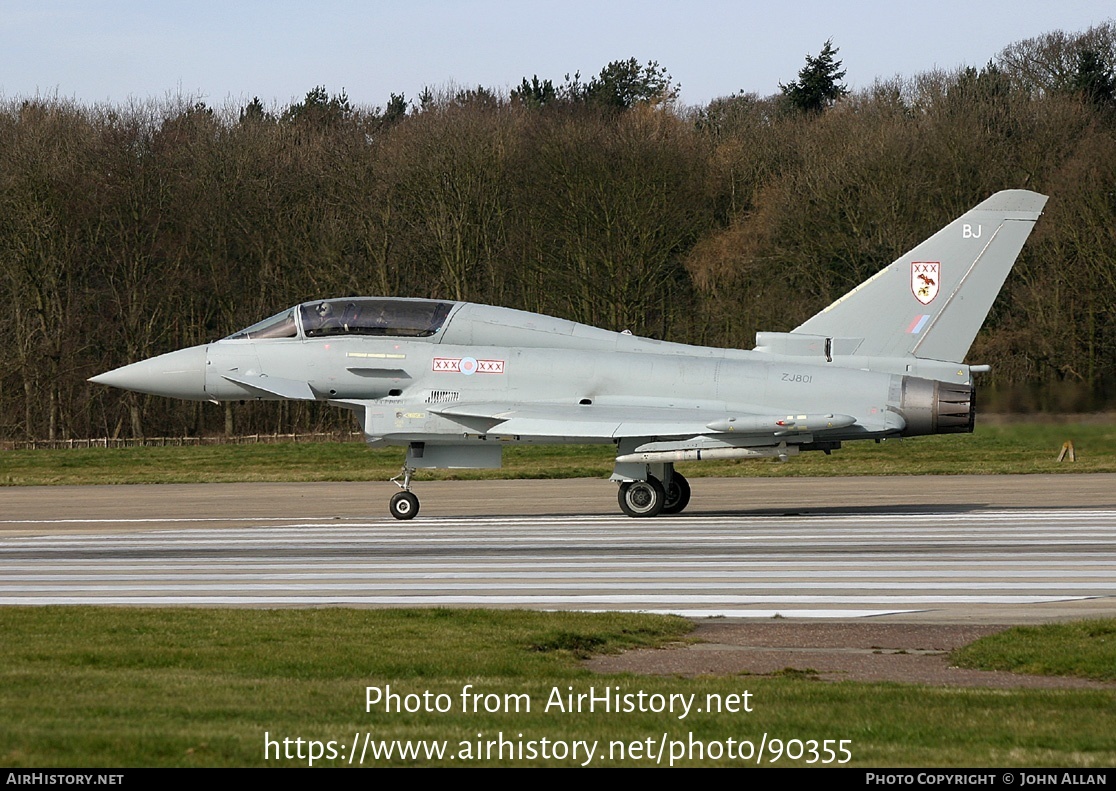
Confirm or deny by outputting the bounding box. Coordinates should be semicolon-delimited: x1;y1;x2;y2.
389;491;419;520
661;472;691;515
617;478;666;518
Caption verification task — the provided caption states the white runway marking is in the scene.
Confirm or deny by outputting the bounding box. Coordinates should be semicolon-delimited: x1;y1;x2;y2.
2;509;1114;618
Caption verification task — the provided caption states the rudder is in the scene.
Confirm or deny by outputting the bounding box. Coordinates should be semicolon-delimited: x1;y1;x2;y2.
792;190;1048;363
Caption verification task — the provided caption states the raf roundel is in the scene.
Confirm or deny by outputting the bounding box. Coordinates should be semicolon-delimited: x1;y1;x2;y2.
459;357;478;376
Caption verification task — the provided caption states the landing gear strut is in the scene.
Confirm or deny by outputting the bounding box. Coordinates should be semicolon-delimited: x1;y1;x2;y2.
389;465;419;520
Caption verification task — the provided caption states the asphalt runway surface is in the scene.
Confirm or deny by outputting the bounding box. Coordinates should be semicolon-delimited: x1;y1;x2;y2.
2;475;1115;623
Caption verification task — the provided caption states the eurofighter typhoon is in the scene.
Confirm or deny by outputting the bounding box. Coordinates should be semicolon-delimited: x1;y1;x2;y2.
90;190;1047;519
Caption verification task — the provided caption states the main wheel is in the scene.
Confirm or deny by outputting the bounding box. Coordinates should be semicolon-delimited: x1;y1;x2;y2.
389;491;419;520
661;472;691;515
617;478;666;518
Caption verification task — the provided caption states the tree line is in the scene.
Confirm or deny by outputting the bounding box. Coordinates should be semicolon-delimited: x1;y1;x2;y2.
2;25;1115;440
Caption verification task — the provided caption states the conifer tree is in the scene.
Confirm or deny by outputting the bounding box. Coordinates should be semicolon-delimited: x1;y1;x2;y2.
780;39;848;113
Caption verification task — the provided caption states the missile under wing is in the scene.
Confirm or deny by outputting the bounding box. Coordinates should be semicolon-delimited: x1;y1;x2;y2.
90;190;1048;519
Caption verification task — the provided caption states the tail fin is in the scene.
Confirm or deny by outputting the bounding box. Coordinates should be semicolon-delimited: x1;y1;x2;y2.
793;190;1048;363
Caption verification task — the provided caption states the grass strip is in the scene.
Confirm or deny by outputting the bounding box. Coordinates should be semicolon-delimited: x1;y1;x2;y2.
0;608;1113;767
3;422;1115;486
951;620;1116;682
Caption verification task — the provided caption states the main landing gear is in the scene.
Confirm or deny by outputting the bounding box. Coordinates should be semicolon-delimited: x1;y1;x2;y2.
389;464;419;520
617;469;691;518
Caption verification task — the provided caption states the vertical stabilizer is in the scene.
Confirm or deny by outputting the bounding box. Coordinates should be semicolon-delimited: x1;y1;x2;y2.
793;190;1047;362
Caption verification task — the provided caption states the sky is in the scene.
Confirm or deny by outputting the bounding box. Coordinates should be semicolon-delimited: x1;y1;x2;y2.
2;1;1114;112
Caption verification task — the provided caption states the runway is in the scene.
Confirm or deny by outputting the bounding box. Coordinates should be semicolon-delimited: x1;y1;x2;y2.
2;476;1114;621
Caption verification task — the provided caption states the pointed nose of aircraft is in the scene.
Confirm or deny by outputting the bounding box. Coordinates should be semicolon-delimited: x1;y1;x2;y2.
89;344;209;400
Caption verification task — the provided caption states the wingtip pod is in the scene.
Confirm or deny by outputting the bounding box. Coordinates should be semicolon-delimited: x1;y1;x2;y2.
792;189;1049;364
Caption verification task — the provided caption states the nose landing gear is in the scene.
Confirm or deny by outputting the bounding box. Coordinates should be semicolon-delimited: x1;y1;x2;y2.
389;465;419;520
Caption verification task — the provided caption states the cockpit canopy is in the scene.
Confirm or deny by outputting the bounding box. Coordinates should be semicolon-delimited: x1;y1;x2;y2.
224;298;455;341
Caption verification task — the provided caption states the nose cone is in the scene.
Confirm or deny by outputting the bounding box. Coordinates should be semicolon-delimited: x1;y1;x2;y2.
90;345;208;400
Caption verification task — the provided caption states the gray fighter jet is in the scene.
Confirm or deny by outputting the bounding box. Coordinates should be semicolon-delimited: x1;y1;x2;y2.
90;190;1047;519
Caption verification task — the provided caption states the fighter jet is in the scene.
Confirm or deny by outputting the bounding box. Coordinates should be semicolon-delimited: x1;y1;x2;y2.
90;190;1047;519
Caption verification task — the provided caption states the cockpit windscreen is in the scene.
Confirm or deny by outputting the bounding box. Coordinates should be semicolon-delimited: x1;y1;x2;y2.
223;309;298;340
300;299;453;338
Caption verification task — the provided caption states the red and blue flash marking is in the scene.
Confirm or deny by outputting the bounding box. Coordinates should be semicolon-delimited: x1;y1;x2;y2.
906;314;931;334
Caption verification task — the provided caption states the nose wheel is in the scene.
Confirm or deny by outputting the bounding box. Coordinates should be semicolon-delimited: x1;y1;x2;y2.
389;465;420;520
389;491;419;520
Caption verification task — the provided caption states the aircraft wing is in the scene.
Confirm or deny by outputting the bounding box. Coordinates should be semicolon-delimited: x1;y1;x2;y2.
429;402;855;439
